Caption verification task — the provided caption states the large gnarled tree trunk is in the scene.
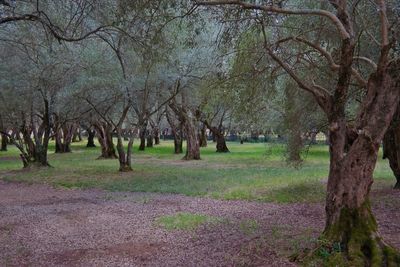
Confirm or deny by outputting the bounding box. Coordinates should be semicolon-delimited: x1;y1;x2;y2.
322;60;400;265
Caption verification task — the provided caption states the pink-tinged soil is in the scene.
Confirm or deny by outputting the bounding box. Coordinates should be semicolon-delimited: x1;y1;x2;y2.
0;180;398;266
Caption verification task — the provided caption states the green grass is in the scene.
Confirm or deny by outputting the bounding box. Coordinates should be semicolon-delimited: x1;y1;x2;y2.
155;212;221;231
0;139;396;203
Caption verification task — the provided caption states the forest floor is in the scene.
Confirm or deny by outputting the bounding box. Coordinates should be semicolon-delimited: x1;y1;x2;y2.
0;180;399;267
1;141;400;266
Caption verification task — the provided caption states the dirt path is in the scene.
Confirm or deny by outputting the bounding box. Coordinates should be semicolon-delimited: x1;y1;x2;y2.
0;181;399;267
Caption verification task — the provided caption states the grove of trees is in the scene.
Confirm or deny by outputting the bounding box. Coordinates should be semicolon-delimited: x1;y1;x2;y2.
0;0;399;265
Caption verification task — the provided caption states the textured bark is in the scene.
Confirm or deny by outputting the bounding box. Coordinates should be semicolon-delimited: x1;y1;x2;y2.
86;129;96;147
383;103;400;189
323;61;400;265
183;114;201;160
55;123;76;153
203;120;229;153
174;134;183;154
94;122;117;159
166;108;183;154
116;131;133;172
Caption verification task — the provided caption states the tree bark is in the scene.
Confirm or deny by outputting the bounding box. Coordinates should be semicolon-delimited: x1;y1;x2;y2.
166;108;183;154
55;123;75;153
138;120;147;151
154;127;160;145
203;120;229;153
323;64;400;265
86;129;96;147
94;122;117;159
116;130;133;172
383;103;400;189
183;112;201;160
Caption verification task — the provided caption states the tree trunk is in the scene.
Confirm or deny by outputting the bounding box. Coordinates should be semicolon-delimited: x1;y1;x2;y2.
72;128;82;142
138;121;147;151
383;103;400;189
116;131;133;172
154;127;160;145
1;133;7;151
199;125;207;147
95;122;117;159
146;132;153;148
183;113;200;160
204;121;229;153
86;129;96;147
322;66;400;265
174;134;183;154
215;133;229;153
54;124;75;153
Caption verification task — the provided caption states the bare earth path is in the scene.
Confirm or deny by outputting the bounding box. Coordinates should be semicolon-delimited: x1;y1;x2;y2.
0;180;399;267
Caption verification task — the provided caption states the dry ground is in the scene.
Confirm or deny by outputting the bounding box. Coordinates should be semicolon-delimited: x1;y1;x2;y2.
0;180;399;267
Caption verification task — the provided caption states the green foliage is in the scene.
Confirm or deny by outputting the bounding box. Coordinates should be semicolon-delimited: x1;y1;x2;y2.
155;212;221;231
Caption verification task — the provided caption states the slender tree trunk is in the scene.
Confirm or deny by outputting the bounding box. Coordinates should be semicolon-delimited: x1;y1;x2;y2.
383;103;400;189
154;127;160;145
86;129;96;147
138;121;147;151
1;133;7;151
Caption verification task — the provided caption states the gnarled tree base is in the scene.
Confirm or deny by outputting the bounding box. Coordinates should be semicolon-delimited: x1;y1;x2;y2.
301;201;400;266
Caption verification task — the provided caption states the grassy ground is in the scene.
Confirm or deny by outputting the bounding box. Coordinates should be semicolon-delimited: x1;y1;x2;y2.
0;139;396;203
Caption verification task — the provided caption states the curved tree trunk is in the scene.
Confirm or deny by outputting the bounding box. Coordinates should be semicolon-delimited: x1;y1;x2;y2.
203;121;229;153
116;131;133;172
95;122;117;159
55;123;75;153
215;133;229;153
383;103;400;189
322;65;400;265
